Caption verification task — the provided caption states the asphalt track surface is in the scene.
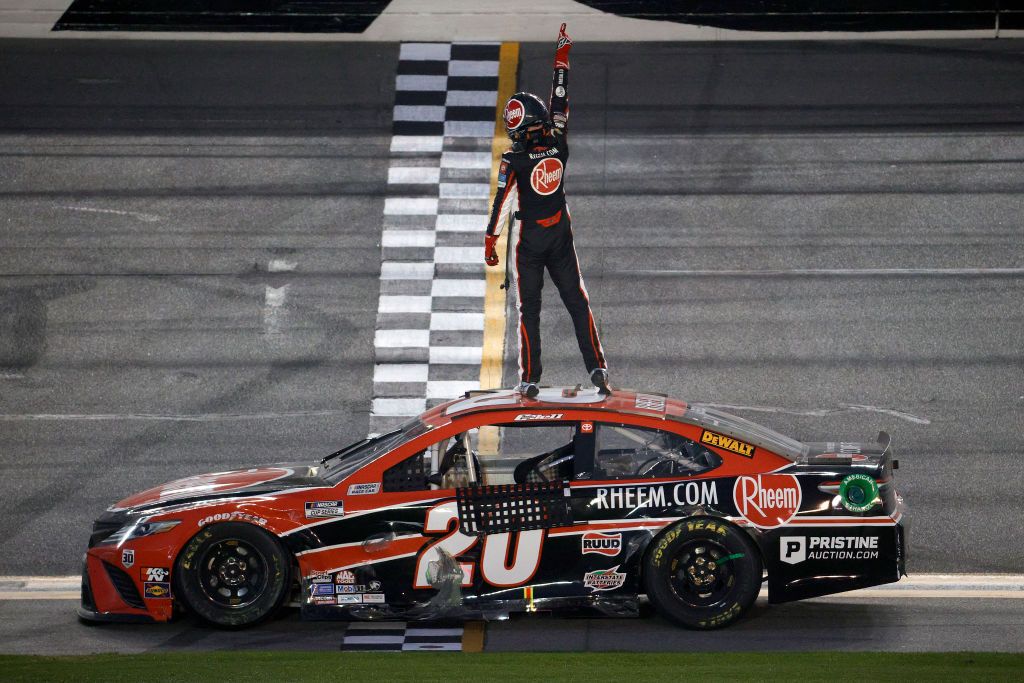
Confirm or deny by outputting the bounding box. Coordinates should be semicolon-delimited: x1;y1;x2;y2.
1;39;1023;651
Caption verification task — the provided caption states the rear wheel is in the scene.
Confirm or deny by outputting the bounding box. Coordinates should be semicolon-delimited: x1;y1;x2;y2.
175;523;290;628
643;517;762;629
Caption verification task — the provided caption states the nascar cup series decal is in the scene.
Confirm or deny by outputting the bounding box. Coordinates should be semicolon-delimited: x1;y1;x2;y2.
530;157;563;196
504;98;525;129
732;474;802;528
305;500;344;519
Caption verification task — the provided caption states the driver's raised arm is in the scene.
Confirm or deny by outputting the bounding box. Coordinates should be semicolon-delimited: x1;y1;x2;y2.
549;23;572;138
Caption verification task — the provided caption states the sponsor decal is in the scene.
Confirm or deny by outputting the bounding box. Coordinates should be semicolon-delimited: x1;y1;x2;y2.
198;511;267;527
781;535;880;564
504;98;525;129
593;482;718;510
582;532;621;557
733;474;802;528
530;157;563;196
310;570;332;583
528;148;559;160
305;500;344;519
347;482;381;496
362;593;387;603
311;583;336;596
336;585;361;594
701;430;754;458
336;594;361;604
311;595;335;605
144;582;171;599
555;85;566;97
634;394;666;412
580;421;593;433
368;579;382;591
334;570;356;584
583;565;626;592
498;160;509;184
514;413;563;422
121;549;134;569
143;567;169;582
839;473;880;512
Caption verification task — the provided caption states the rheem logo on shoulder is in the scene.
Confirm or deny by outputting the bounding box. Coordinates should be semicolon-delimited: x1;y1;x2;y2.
530;158;563;196
732;474;801;528
582;532;621;557
504;99;525;129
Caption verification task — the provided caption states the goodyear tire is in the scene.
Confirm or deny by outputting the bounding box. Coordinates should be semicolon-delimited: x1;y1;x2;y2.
643;517;762;629
174;523;290;628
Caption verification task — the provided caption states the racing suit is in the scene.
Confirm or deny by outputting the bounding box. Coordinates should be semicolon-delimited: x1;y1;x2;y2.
484;49;607;384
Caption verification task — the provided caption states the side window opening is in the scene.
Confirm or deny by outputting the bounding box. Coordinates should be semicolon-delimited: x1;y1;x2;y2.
593;423;721;479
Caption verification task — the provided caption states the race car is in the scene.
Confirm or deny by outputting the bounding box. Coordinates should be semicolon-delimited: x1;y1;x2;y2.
79;387;907;629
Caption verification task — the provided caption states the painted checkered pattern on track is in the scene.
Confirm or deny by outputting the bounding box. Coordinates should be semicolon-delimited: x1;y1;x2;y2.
340;622;464;652
371;42;500;436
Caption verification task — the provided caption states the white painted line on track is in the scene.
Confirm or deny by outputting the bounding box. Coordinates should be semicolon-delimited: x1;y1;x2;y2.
381;262;434;280
0;410;352;421
58;205;162;223
391;136;444;153
436;214;484;232
426;380;480;399
374;329;431;348
4;574;1023;600
374;363;430;383
430;312;484;331
700;402;932;425
430;346;484;365
624;267;1024;278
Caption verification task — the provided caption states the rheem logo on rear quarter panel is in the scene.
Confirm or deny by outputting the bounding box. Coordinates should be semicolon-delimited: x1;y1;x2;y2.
733;474;802;528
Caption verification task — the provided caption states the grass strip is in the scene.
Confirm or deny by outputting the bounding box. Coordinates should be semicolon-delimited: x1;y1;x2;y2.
1;651;1022;682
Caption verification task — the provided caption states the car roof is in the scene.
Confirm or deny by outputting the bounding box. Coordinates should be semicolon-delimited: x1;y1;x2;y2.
422;387;806;461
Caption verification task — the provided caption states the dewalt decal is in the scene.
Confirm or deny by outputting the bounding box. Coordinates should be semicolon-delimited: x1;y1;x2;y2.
701;430;755;458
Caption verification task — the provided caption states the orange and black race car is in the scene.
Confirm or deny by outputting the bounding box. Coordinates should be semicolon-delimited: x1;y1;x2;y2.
80;387;907;629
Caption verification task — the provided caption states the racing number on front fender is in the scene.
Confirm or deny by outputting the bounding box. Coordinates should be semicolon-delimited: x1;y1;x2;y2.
413;501;544;589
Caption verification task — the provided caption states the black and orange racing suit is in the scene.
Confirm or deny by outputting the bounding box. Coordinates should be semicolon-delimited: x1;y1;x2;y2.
484;50;607;384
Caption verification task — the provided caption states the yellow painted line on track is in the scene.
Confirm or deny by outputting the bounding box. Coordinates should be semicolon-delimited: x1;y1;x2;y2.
462;621;486;652
478;41;519;456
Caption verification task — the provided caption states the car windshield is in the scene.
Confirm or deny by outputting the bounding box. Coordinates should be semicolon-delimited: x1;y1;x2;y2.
321;417;431;484
679;404;808;460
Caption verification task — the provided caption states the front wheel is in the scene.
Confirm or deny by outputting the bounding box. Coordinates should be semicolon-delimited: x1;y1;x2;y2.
175;522;290;628
643;517;762;629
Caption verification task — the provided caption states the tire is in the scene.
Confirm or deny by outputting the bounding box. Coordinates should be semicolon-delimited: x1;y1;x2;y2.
643;517;762;629
174;522;290;628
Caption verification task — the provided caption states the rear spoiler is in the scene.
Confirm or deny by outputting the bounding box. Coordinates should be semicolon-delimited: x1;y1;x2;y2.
876;430;892;457
877;430;898;469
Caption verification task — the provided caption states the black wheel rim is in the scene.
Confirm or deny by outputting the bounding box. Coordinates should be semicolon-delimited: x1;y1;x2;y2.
197;539;269;609
667;538;737;609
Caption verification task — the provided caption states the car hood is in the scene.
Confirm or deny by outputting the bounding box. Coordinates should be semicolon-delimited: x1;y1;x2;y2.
109;464;326;514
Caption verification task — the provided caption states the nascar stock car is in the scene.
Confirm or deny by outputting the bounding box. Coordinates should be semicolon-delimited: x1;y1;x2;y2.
80;387;907;630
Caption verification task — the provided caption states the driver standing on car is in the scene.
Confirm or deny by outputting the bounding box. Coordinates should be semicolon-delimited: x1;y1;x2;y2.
484;23;609;399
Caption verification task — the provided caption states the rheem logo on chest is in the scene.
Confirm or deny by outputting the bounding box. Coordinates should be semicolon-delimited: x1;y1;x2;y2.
530;157;563;195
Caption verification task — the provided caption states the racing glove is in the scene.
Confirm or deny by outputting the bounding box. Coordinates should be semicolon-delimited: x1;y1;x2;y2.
555;23;572;69
485;234;499;266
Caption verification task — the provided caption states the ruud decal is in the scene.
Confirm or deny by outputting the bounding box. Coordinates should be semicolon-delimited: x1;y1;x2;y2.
581;532;622;557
